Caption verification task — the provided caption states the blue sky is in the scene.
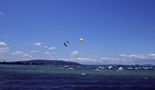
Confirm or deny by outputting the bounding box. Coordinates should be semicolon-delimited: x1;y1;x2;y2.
0;0;155;64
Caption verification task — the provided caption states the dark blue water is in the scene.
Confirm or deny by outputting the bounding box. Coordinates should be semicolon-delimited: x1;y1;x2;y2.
0;65;155;90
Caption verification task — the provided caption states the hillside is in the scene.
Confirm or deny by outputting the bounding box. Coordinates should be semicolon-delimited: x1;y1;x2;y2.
0;60;81;65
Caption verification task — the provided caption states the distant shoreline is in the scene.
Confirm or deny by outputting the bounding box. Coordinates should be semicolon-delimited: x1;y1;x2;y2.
0;60;154;66
0;60;81;65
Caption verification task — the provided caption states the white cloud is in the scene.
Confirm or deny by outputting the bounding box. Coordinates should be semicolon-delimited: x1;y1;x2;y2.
129;54;146;59
23;53;32;58
11;51;24;56
70;51;80;57
45;51;50;55
33;42;44;48
68;53;155;65
11;51;32;58
0;42;7;48
49;47;56;50
0;47;9;55
120;54;155;60
69;56;105;65
33;42;56;50
0;42;10;55
119;53;155;65
148;54;155;59
120;54;128;57
30;50;38;53
0;41;155;65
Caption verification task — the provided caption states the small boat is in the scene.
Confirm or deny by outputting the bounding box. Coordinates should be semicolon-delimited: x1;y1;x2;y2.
81;73;86;76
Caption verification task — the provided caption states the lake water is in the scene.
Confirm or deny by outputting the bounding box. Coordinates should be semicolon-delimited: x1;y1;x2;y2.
0;65;155;90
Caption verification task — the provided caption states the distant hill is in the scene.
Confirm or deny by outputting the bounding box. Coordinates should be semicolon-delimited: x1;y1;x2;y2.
0;60;81;65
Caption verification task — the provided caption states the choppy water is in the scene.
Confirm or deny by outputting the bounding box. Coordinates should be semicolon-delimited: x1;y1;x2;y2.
0;65;155;90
